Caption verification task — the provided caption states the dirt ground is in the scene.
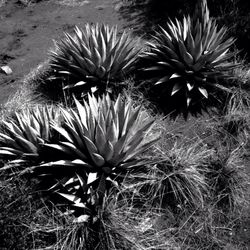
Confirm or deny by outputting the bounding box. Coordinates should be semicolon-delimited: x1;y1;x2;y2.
0;0;124;105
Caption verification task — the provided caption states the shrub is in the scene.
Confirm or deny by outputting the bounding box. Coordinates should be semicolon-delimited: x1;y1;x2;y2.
50;23;142;100
139;0;238;118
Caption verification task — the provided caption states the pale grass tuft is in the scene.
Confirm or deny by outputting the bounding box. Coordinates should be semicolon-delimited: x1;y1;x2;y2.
147;141;212;210
0;61;52;119
207;143;249;213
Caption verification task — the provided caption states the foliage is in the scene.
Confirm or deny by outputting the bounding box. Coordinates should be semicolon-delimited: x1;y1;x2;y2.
118;0;250;60
26;94;159;221
144;141;212;211
139;0;237;118
50;23;142;99
0;174;56;249
220;89;250;138
117;0;193;36
172;204;244;249
205;0;250;60
20;60;65;102
0;1;250;248
207;146;248;212
0;105;61;166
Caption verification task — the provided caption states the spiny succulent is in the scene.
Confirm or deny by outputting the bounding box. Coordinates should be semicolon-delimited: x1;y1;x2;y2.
0;105;60;166
140;0;237;119
29;94;159;220
50;23;142;98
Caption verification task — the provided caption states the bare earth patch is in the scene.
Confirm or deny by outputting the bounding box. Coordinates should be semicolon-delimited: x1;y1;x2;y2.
56;0;90;7
0;0;123;104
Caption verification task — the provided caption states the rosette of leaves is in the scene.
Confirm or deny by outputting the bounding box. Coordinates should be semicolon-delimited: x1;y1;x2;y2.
50;23;141;98
0;105;60;166
140;0;237;118
30;94;159;221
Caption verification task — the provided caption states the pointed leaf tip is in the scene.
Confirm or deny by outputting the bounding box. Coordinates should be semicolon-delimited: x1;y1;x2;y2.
171;83;183;96
198;87;208;98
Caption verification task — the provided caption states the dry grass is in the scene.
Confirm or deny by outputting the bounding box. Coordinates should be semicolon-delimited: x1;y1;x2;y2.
0;33;250;250
1;84;249;249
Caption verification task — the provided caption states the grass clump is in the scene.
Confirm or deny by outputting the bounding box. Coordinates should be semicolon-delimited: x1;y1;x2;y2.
206;146;248;213
0;173;57;249
132;140;213;213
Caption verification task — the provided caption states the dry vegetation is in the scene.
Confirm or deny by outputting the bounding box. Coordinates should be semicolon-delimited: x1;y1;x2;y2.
0;0;250;249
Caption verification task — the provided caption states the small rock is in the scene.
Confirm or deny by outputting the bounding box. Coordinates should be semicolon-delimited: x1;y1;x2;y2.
114;3;123;12
95;5;105;10
73;214;90;223
0;65;12;75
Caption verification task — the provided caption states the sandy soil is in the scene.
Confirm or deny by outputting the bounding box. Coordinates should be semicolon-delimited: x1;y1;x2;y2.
0;0;123;105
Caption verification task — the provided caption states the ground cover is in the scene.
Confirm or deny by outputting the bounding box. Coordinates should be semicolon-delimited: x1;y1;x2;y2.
0;0;122;104
0;1;250;249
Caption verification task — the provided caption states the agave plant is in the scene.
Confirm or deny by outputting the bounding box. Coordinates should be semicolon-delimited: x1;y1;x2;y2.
140;0;237;118
0;105;60;166
50;23;142;98
29;94;159;220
